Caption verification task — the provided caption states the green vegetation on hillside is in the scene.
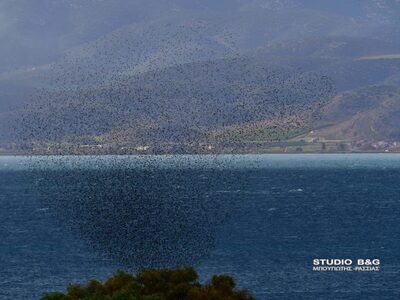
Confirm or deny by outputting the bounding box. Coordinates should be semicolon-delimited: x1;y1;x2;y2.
357;54;400;60
41;267;255;300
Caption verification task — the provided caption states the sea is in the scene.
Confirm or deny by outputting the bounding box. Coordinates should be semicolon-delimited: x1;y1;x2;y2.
1;154;400;299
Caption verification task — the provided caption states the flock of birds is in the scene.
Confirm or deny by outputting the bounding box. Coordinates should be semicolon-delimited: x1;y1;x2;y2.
29;155;247;268
18;15;336;268
16;19;334;150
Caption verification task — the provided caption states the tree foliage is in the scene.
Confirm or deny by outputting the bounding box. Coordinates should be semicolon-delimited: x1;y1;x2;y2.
42;267;255;300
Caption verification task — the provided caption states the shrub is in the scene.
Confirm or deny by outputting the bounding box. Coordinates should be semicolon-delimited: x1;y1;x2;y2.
42;267;255;300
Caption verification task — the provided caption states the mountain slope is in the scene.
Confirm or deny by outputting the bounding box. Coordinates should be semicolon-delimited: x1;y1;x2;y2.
309;85;400;141
14;56;334;146
2;0;400;152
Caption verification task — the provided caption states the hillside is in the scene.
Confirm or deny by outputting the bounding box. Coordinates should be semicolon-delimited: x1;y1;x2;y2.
4;35;400;153
2;1;400;154
13;57;333;147
308;85;400;142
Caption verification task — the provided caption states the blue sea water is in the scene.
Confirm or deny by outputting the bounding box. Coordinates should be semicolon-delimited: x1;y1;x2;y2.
1;154;400;299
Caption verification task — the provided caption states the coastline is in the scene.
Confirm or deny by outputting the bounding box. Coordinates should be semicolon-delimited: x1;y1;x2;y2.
0;152;400;158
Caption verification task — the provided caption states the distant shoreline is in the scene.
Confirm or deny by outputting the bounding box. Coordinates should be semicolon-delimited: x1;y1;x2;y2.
1;151;400;157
